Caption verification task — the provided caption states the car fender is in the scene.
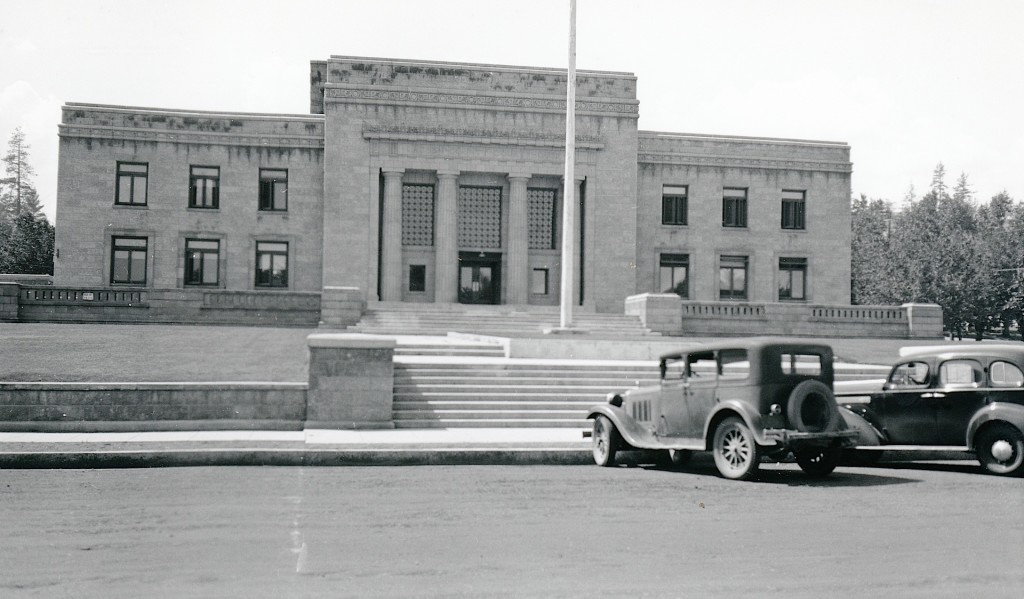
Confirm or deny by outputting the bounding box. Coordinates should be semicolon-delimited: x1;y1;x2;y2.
838;405;884;446
703;399;765;448
966;403;1024;447
586;404;654;450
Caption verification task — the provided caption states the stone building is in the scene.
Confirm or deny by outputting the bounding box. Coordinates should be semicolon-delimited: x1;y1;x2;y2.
53;55;852;317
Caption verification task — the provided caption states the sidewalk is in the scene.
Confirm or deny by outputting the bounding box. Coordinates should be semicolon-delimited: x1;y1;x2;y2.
0;428;595;468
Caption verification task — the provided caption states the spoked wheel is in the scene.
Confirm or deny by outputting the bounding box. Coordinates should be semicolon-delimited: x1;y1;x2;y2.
795;446;842;477
592;415;621;467
976;424;1024;477
712;417;761;481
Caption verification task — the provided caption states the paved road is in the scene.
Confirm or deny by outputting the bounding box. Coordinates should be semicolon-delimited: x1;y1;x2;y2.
2;458;1021;598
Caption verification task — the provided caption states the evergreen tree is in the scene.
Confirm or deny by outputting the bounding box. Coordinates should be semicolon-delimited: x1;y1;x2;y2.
0;127;53;274
0;127;42;219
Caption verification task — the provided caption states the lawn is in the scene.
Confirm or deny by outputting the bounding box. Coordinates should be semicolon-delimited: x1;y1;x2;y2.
1;323;1020;382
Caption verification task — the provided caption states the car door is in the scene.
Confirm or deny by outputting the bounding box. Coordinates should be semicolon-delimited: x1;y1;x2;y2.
875;360;938;444
683;351;719;439
933;359;988;446
657;356;690;437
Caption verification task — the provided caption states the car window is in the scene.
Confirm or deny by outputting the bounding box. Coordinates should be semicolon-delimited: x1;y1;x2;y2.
888;361;930;388
662;357;686;381
687;352;717;380
780;353;822;376
990;361;1024;388
719;349;750;380
939;360;983;387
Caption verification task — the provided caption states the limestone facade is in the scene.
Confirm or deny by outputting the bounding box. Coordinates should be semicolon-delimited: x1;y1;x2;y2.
53;55;853;313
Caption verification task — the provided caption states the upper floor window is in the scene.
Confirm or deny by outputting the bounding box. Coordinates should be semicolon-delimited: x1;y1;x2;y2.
110;236;147;284
258;169;288;211
255;241;288;287
660;253;689;298
719;255;748;300
185;239;220;286
189;166;220;209
662;185;688;226
781;190;806;230
722;187;747;228
115;162;148;206
778;257;807;301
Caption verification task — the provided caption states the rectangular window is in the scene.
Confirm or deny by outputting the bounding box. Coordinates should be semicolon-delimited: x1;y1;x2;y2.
661;185;688;226
719;255;748;300
115;162;148;206
258;169;288;211
781;190;806;230
402;185;435;246
778;257;807;301
659;253;689;298
189;166;220;209
110;236;147;284
531;268;549;295
185;239;220;286
527;189;557;250
722;187;747;228
781;353;823;376
408;264;426;292
255;241;288;287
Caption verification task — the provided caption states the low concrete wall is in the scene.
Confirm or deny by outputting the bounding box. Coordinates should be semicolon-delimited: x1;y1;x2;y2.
0;382;307;432
306;334;395;429
1;283;321;327
625;293;943;339
0;274;52;285
319;286;365;328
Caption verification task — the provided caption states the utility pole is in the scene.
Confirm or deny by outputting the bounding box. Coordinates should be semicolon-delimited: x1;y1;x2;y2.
559;0;577;329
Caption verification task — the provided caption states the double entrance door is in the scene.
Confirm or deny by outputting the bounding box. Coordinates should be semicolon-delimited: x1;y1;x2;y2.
458;252;501;305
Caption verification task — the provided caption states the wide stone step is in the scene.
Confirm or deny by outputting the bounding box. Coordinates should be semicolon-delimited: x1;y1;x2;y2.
393;409;587;420
393;400;596;411
394;391;609;401
394;378;653;389
392;418;590;429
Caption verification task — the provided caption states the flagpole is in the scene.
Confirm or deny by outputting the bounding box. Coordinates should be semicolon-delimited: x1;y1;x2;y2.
559;0;577;329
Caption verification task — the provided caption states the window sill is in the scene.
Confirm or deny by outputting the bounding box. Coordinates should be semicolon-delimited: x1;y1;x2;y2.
113;204;148;209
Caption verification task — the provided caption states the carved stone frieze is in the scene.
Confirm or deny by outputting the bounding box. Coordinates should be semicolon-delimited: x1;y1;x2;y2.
637;152;852;173
58;124;325;149
326;87;638;116
362;124;604;149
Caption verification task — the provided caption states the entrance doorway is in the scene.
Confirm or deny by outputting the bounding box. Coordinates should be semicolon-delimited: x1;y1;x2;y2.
458;252;501;304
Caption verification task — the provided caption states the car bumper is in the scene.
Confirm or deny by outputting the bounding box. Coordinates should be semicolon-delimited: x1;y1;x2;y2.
763;429;859;447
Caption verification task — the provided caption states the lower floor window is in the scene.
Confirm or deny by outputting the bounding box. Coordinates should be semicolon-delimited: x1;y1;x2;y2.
531;268;549;295
719;255;748;300
659;253;689;298
185;239;220;286
111;236;147;284
778;257;807;300
255;241;289;287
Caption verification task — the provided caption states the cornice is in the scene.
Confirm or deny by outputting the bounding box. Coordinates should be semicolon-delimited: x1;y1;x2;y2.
363;124;605;149
638;152;852;173
327;87;638;117
58;124;324;149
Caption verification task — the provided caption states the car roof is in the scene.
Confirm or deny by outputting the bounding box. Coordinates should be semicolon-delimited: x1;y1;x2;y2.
659;337;833;361
898;344;1024;364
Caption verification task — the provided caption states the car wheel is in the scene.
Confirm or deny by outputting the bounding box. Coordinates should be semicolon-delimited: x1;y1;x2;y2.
592;415;621;467
976;424;1024;477
795;446;842;477
712;417;761;481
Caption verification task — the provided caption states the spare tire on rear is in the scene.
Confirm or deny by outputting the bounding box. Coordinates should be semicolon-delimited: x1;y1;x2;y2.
786;379;841;432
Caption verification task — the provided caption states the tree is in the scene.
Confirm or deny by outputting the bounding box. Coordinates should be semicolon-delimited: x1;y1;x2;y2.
0;127;52;274
850;195;894;305
1;127;43;219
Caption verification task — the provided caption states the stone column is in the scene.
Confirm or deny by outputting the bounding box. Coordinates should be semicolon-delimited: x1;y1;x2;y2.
380;169;404;302
434;171;459;303
506;174;530;305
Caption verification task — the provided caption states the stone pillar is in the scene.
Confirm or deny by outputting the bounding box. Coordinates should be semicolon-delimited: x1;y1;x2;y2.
306;333;396;429
319;286;365;328
434;171;459;303
625;293;683;335
506;174;530;305
904;303;944;338
0;283;20;322
380;169;404;302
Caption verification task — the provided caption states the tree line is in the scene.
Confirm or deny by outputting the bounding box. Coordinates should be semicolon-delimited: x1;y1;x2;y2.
0;127;54;275
852;164;1023;340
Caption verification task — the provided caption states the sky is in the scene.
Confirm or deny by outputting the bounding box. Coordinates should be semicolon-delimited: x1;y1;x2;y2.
2;0;1022;223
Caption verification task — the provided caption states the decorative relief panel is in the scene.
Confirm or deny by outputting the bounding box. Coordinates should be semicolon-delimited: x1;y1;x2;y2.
401;184;435;246
328;88;638;115
457;186;502;249
527;189;557;250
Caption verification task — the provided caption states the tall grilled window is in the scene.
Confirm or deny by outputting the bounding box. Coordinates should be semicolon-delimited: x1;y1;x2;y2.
722;187;747;228
189;166;220;209
255;241;288;287
401;184;435;246
781;190;806;230
527;188;557;249
661;185;688;226
778;257;807;301
659;253;690;298
115;162;148;206
185;239;220;286
110;236;148;284
258;169;288;211
719;255;748;300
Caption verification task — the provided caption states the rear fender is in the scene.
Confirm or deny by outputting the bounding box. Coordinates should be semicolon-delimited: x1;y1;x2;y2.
967;403;1024;447
838;405;884;446
703;400;765;450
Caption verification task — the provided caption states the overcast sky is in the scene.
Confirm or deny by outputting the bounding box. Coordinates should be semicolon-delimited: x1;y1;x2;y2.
2;0;1022;222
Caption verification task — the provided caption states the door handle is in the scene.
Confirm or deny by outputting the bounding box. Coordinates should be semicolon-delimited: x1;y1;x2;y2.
921;392;946;398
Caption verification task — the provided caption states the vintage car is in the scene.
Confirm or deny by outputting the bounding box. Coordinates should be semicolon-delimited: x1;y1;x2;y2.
586;339;858;480
839;344;1024;476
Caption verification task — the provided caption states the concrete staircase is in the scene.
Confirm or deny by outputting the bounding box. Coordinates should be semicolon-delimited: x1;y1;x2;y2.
392;359;659;429
349;303;656;338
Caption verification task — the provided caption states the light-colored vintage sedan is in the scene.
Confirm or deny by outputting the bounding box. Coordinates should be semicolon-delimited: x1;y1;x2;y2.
586;338;858;480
